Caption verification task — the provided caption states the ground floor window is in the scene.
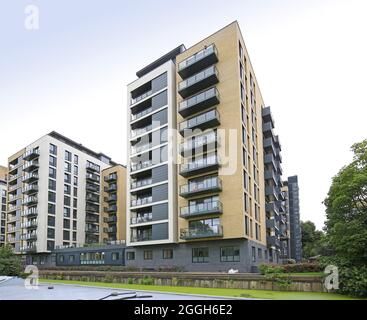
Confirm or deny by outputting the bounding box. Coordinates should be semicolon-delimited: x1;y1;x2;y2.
68;255;75;263
192;248;209;263
162;249;173;259
80;252;105;265
112;252;119;261
126;251;135;261
220;246;240;262
252;246;256;262
144;250;153;260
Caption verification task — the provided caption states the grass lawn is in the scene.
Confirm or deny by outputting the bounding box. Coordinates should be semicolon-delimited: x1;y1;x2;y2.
39;279;360;300
287;272;325;277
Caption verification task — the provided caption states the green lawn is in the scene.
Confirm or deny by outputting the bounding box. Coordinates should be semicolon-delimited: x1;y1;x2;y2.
39;279;360;300
287;272;325;277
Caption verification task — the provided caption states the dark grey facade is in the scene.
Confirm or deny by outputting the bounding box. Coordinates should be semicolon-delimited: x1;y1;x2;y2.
125;239;268;273
286;176;302;262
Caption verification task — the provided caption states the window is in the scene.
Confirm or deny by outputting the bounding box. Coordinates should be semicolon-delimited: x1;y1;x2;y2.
144;250;153;260
64;173;71;184
258;248;262;259
73;198;77;208
47;228;55;239
49;167;57;179
59;255;64;263
64;162;71;173
48;192;56;203
74;155;79;165
50;144;57;155
48;203;56;215
49;155;57;167
126;252;135;260
64;184;71;195
47;240;55;251
239;41;243;58
63;219;70;229
73;176;78;186
252;246;256;262
65;151;72;162
112;252;119;261
72;232;77;242
73;187;78;197
221;247;240;262
63;230;70;241
48;179;56;191
73;209;77;219
64;196;71;207
162;249;173;260
63;207;71;218
48;216;55;227
192;248;209;263
69;255;75;263
73;220;77;230
73;165;78;175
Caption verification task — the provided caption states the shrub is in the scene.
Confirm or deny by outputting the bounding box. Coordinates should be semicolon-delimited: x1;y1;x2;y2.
0;245;23;276
338;266;367;297
282;263;323;273
141;276;154;286
259;264;283;275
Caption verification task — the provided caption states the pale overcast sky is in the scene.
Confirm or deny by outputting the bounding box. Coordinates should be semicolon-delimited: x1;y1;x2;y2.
1;0;366;229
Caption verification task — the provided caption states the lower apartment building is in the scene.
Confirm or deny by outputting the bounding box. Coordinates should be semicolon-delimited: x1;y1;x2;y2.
4;131;126;265
0;166;7;246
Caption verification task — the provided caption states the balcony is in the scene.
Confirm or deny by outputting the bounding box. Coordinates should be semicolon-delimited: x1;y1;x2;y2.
266;219;279;230
178;44;219;78
86;173;100;183
22;184;38;195
180;155;220;178
21;220;38;229
86;183;100;193
86;193;100;203
180;201;223;219
23;149;40;161
20;233;37;241
106;194;117;202
130;213;153;225
262;121;274;138
131;178;153;190
86;162;100;172
22;196;38;206
131;196;152;208
22;173;39;183
131;90;153;106
178;66;219;99
20;245;37;253
105;173;117;183
179;109;220;137
21;208;38;218
180;132;219;156
131;160;153;173
131;124;153;139
107;226;117;233
86;204;99;213
85;226;99;234
85;215;99;223
263;138;276;155
265;186;278;200
8;173;21;182
264;154;277;171
267;235;281;248
22;161;39;172
180;177;222;198
107;216;118;223
106;205;117;213
131;106;153;122
262;106;274;126
266;203;279;215
178;87;220;118
131;234;153;243
180;225;223;240
8;205;20;213
107;184;117;192
131;142;152;155
264;170;277;183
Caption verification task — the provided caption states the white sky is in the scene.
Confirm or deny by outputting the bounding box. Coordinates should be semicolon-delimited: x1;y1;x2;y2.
1;0;366;230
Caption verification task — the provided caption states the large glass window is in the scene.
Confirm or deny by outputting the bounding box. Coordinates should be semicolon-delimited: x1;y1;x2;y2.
49;144;57;155
49;155;57;167
220;247;240;262
143;250;153;260
192;248;209;263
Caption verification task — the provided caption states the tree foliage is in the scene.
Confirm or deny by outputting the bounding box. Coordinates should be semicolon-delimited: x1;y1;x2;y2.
0;245;23;276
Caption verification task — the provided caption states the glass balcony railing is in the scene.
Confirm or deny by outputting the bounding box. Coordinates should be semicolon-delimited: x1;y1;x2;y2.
130;213;153;225
86;173;100;183
180;225;223;240
131;90;153;105
180;177;222;198
22;173;39;183
178;66;219;98
105;173;117;182
21;208;38;217
178;44;218;78
131;142;152;155
180;201;223;218
180;132;218;155
131;124;153;138
131;160;153;172
22;184;38;195
131;196;153;207
22;196;38;206
22;161;39;172
23;149;40;161
86;162;100;172
131;233;153;242
131;177;153;190
179;109;220;135
131;107;153;121
180;155;220;177
178;87;220;117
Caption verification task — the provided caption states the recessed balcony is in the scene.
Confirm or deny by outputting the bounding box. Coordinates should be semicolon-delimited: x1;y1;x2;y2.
85;226;99;234
21;220;38;229
130;160;153;173
266;219;279;230
86;173;100;183
22;173;39;183
106;184;117;192
20;233;37;241
21;208;38;218
107;226;117;233
178;87;220;118
178;44;219;78
22;184;38;195
131;177;153;190
86;162;100;172
107;215;117;223
22;161;39;172
20;245;37;253
22;196;38;206
86;204;99;213
104;173;117;183
180;225;223;240
106;194;117;202
130;196;152;208
23;149;40;161
85;215;99;223
130;213;153;225
178;66;219;99
179;109;220;137
179;155;221;178
180;132;219;157
180;177;222;198
180;201;223;219
131;234;153;243
106;205;117;213
267;235;280;248
86;193;100;203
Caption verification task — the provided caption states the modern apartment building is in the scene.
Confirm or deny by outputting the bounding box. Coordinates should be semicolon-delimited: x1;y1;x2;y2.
285;175;302;262
101;165;127;243
125;21;279;272
262;106;288;263
280;183;291;260
5;131;117;261
0;166;7;246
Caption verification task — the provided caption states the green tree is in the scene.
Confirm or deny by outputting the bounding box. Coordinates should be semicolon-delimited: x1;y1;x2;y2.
324;139;367;266
0;245;23;276
301;221;325;258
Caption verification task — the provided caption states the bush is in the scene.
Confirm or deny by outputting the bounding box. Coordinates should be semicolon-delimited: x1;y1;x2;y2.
259;264;283;275
0;245;23;276
141;276;154;286
338;266;367;297
282;263;323;273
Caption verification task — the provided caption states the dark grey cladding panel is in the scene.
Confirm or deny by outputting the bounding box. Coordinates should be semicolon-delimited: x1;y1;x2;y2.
152;184;168;202
152;203;168;221
152;107;168;128
152;146;168;165
152;128;168;147
152;165;168;184
152;223;169;241
151;72;167;92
